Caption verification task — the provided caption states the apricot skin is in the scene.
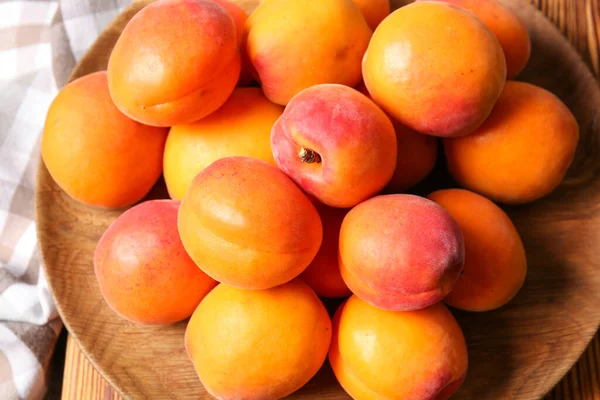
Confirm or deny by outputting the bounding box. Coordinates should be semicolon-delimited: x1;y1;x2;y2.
428;189;527;311
212;0;254;86
355;83;439;191
107;0;240;126
186;279;332;400
41;71;167;209
339;194;465;311
362;1;506;137
353;0;390;29
94;200;217;324
388;120;439;192
164;88;282;200
300;205;352;298
259;0;389;29
444;81;579;204
178;156;323;290
329;296;468;400
432;0;531;78
271;84;397;208
244;0;372;105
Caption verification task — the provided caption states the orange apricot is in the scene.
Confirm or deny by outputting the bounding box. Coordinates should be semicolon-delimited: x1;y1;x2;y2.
432;0;530;78
107;0;240;126
164;88;282;200
186;279;331;399
212;0;246;38
354;83;439;191
41;71;167;209
94;200;217;324
212;0;254;86
257;0;279;5
330;296;468;400
388;120;439;192
353;0;390;29
300;205;351;298
444;81;579;204
259;0;389;29
355;80;370;96
363;1;506;137
339;194;464;311
271;84;397;208
244;0;372;105
178;156;322;290
428;189;527;311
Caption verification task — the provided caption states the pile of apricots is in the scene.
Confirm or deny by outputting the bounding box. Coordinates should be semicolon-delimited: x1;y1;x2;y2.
41;0;580;398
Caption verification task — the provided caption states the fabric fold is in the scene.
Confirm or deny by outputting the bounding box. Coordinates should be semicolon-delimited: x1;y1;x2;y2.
0;0;130;398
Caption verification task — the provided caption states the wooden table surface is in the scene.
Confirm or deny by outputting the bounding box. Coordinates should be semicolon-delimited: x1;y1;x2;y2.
58;0;600;399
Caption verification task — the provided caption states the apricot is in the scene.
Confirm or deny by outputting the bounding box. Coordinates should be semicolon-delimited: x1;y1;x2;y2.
186;279;331;399
339;194;464;311
107;0;240;126
353;0;390;29
178;156;322;289
300;205;351;298
355;80;370;96
213;0;246;35
362;1;506;137
259;0;389;30
354;83;439;191
41;71;167;209
164;88;282;200
212;0;254;86
330;296;468;400
428;189;527;311
432;0;530;78
271;84;397;208
94;200;217;324
244;0;372;105
389;119;439;192
444;81;579;204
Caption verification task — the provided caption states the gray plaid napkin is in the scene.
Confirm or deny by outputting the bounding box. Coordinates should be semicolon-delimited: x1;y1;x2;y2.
0;0;130;398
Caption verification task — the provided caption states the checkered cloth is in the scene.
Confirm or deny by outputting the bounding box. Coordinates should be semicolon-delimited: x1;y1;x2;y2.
0;0;130;398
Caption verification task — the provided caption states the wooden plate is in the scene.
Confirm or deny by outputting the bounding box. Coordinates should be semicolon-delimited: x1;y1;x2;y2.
36;1;600;399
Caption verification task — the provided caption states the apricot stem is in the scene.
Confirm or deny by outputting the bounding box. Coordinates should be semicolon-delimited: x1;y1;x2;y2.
298;148;321;164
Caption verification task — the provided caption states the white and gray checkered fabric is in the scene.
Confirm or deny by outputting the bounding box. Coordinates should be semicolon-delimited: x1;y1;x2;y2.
0;1;130;398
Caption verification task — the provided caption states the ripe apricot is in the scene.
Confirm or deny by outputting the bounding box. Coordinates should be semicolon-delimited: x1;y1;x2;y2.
41;71;167;209
432;0;531;78
212;0;254;86
355;80;370;96
271;84;397;208
353;0;390;29
363;1;506;137
330;296;468;400
164;88;282;200
244;0;372;105
300;205;351;298
178;156;322;289
259;0;389;30
354;83;439;191
428;189;527;311
186;279;331;399
339;194;464;311
388;120;439;192
94;200;217;324
107;0;240;126
444;81;579;204
212;0;246;36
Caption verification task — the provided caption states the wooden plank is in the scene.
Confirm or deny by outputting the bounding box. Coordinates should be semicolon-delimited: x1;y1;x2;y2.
62;335;120;400
526;0;600;76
